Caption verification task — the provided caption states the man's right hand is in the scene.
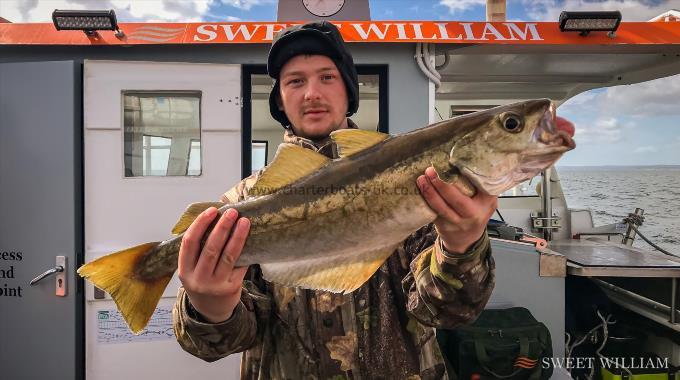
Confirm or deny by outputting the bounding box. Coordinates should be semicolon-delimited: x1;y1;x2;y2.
178;207;251;323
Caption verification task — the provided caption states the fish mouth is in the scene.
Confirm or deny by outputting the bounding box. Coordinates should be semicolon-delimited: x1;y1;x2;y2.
456;144;570;196
449;103;576;196
557;130;576;150
535;104;576;150
455;149;571;197
535;130;576;151
523;144;572;159
524;105;575;163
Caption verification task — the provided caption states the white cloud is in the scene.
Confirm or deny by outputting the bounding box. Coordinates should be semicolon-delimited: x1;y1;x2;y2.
439;0;486;14
219;0;275;11
559;74;679;152
521;0;678;22
634;145;659;153
560;74;680;120
0;0;218;22
600;75;680;117
559;90;599;109
596;117;618;129
112;0;212;22
573;117;624;143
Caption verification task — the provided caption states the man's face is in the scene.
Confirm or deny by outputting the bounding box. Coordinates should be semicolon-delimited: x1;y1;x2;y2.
278;54;349;140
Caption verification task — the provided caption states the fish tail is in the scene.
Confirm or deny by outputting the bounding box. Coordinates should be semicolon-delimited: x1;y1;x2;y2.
77;242;170;334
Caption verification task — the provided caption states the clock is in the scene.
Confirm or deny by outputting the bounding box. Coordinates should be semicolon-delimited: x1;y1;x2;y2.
302;0;345;17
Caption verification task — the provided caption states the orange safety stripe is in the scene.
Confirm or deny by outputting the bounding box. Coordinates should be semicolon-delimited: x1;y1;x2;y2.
1;21;680;45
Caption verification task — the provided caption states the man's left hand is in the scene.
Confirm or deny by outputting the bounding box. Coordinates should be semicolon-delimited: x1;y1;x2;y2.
417;166;498;254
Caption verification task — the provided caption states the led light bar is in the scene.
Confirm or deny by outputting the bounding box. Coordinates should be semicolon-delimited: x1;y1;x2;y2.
558;11;622;35
52;9;119;34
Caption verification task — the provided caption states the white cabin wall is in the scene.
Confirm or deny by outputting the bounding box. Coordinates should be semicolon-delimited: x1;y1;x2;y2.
351;43;434;133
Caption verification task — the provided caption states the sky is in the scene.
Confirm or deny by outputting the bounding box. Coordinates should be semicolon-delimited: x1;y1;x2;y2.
2;0;680;166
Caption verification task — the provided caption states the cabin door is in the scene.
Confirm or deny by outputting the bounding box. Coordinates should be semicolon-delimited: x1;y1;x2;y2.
83;60;242;379
0;61;81;380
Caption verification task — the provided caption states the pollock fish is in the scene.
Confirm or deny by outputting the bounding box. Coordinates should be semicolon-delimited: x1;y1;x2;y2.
78;99;575;333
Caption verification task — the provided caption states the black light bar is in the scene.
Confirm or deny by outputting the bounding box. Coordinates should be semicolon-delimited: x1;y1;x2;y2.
558;11;622;36
52;9;123;37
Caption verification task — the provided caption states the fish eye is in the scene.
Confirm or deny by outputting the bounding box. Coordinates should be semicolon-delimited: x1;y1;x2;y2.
501;113;523;133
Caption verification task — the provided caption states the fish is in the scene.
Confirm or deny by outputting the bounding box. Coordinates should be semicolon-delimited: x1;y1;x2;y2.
78;98;575;333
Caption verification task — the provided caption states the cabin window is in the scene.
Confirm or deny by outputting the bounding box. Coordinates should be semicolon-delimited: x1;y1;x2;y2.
142;136;172;176
247;72;383;171
187;139;201;176
123;92;202;177
251;140;268;174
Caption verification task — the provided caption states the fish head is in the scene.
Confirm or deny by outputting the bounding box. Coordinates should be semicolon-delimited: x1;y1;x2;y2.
448;99;575;196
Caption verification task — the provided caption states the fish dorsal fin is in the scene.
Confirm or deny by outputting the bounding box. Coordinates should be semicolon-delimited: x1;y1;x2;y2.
330;129;389;158
259;245;398;294
172;202;225;235
250;143;330;196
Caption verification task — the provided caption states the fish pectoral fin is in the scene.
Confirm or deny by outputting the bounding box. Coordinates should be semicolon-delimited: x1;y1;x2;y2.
251;143;330;196
330;129;390;158
77;242;170;334
172;201;226;235
260;245;398;293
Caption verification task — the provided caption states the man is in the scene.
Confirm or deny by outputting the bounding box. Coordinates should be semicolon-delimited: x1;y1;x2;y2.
173;21;497;379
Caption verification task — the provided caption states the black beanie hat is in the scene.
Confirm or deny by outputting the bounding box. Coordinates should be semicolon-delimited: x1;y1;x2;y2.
267;21;359;129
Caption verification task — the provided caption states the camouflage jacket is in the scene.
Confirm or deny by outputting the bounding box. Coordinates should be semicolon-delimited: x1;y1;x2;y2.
173;120;496;380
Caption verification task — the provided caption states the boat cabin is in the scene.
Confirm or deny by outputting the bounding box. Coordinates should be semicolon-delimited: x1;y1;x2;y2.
1;2;679;379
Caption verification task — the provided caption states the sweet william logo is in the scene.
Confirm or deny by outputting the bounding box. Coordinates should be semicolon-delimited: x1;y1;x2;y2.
191;22;543;43
541;357;670;370
515;356;538;369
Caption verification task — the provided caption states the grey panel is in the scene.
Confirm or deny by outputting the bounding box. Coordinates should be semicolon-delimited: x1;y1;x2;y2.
0;61;80;380
487;239;566;358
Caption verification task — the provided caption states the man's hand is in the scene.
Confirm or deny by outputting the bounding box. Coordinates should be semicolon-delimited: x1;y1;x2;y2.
178;207;251;323
417;167;497;254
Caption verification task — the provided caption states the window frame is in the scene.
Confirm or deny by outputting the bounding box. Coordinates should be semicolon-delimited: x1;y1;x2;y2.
121;90;203;178
241;64;388;179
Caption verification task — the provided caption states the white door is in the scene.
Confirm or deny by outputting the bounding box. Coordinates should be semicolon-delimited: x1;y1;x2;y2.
84;60;242;379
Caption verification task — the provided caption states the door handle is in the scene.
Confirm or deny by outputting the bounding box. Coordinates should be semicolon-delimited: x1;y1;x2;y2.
30;266;63;285
29;256;67;296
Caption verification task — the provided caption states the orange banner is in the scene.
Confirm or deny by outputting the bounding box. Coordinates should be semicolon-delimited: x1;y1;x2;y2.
1;21;679;45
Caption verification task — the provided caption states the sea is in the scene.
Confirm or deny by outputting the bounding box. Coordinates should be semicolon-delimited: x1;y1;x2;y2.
556;166;680;254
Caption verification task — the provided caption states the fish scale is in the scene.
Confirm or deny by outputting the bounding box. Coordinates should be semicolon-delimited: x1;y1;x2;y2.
78;98;575;333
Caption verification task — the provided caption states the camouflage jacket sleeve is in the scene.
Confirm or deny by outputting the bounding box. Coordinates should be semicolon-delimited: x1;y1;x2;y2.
172;173;270;362
173;285;262;362
402;225;495;329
